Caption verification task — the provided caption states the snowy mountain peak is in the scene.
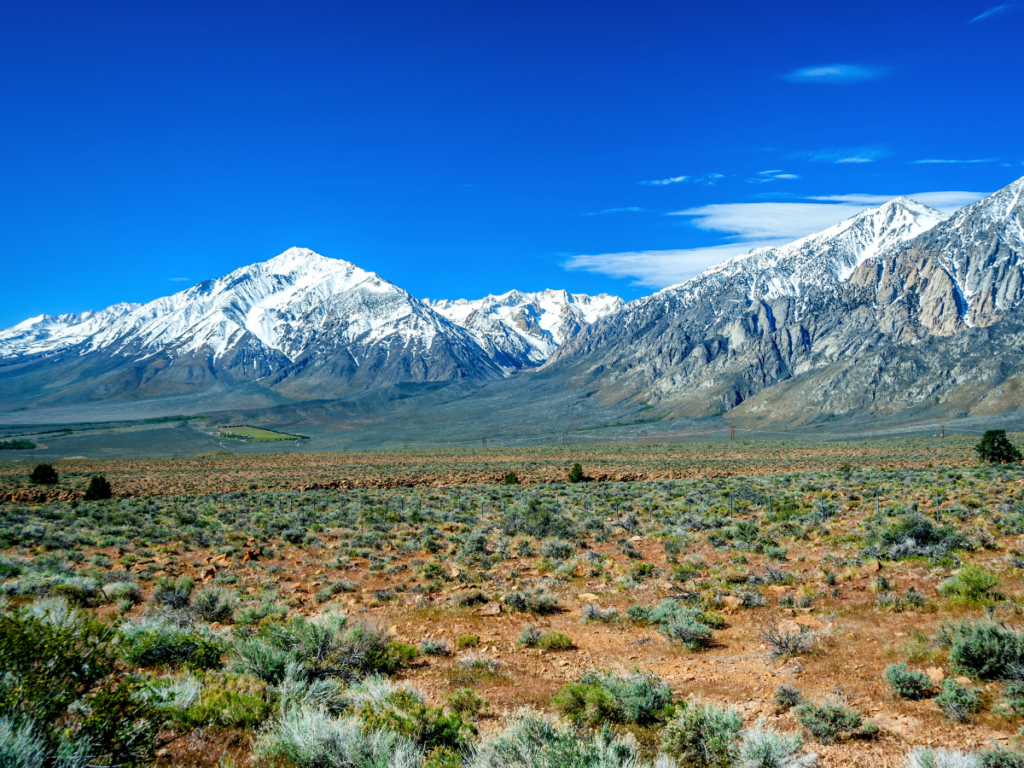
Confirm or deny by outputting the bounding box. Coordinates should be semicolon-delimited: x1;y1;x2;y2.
426;289;623;367
670;196;947;307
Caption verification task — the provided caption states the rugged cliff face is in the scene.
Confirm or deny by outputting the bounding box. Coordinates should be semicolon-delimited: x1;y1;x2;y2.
544;177;1024;423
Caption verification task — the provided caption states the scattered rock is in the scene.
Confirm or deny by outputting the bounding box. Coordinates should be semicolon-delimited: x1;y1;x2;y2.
926;667;945;684
859;561;881;576
954;676;973;686
477;601;502;616
576;593;600;602
721;596;744;609
794;615;823;630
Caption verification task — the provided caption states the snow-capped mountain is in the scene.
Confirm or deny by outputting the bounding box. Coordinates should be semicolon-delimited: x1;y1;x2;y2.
426;290;623;368
0;248;508;402
0;248;622;406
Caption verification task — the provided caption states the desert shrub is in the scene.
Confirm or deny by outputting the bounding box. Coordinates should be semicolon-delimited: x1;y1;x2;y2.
626;604;654;623
446;688;488;719
0;604;164;768
503;589;559;614
83;475;112;501
541;540;575;560
0;716;46;768
793;700;862;744
761;624;816;659
193;586;236;623
939;565;1001;605
661;618;713;650
103;579;142;604
234;599;287;629
503;470;519;485
980;748;1024;768
885;663;933;700
736;719;812;768
176;675;271;730
458;635;480;649
553;669;673;726
120;616;225;669
935;679;981;722
977;430;1022;464
151;575;195;609
517;625;542;647
869;515;970;561
582;603;618;623
942;621;1024;680
358;687;476;752
28;464;58;485
774;684;802;712
458;652;501;675
997;680;1024;716
252;708;423;768
537;632;573;651
906;748;982;768
661;701;743;767
420;638;451;656
467;712;651;768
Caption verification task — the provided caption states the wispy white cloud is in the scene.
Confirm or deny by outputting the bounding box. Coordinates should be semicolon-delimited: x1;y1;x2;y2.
168;277;191;282
808;190;990;213
640;175;688;186
669;202;870;240
581;207;643;216
749;171;800;183
639;173;724;187
566;188;994;289
970;1;1023;22
784;64;886;84
789;147;889;163
563;241;788;288
912;158;997;164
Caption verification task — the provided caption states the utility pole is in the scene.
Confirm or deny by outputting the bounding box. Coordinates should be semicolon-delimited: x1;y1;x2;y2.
562;432;568;447
482;438;487;449
941;426;945;439
730;426;736;442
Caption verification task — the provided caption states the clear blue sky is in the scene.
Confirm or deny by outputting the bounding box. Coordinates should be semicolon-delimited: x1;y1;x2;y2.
2;0;1022;327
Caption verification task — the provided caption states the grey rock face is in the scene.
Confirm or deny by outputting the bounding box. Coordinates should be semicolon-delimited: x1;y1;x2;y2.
545;177;1024;423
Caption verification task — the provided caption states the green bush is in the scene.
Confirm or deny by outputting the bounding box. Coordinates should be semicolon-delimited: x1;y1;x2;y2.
943;621;1024;680
503;470;519;485
358;688;476;752
660;701;743;767
0;604;164;768
541;540;574;560
445;688;488;719
193;586;236;623
793;700;863;743
552;670;673;726
661;618;713;650
502;588;559;614
935;679;981;722
28;464;58;485
517;625;542;647
939;565;1001;605
457;635;480;649
980;748;1024;767
567;463;585;483
536;632;573;651
977;430;1023;464
884;662;933;700
774;684;802;712
177;677;271;730
83;475;112;500
120;617;225;669
152;575;195;609
420;638;451;656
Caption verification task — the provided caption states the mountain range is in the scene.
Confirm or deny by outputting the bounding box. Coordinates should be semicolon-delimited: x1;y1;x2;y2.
2;174;1023;431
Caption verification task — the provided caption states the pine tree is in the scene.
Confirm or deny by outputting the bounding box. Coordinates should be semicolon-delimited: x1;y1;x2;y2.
976;430;1022;464
28;463;58;485
83;475;112;500
567;463;585;484
503;470;519;485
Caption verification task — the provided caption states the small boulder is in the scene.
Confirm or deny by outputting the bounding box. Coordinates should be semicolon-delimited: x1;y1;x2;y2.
477;602;502;616
721;596;744;609
576;593;600;603
926;667;945;684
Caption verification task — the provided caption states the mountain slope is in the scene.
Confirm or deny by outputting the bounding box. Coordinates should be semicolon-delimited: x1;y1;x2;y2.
0;248;505;407
426;289;623;369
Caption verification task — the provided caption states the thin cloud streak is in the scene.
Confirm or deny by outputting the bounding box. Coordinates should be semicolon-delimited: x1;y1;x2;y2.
808;190;990;213
788;147;889;163
784;64;885;83
168;277;191;282
970;1;1023;22
670;201;870;240
640;175;688;186
912;158;997;164
563;241;789;288
581;207;643;216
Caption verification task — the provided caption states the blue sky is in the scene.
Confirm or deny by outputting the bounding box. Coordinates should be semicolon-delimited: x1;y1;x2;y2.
1;0;1022;327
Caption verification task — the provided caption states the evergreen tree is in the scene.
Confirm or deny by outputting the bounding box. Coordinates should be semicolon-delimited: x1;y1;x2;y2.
28;463;58;485
503;470;519;485
976;430;1022;464
567;463;585;484
84;475;112;500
